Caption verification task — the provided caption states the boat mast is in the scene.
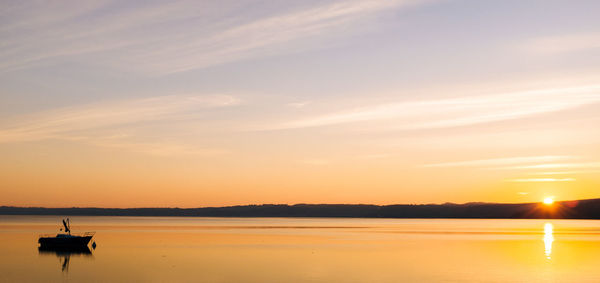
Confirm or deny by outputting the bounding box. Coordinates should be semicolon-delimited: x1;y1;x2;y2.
62;218;71;234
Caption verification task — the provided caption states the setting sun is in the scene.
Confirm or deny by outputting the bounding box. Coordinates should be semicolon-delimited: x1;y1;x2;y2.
543;197;555;205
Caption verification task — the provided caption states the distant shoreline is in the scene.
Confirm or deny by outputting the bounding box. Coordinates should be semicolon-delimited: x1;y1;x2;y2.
2;198;600;219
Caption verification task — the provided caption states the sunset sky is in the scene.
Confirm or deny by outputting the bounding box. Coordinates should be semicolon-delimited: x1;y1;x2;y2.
1;0;600;207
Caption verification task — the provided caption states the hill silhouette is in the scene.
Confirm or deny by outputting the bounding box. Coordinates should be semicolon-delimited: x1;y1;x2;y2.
2;198;600;219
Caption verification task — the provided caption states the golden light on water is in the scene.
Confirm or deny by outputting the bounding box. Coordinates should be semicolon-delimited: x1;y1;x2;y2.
543;197;555;205
544;222;554;260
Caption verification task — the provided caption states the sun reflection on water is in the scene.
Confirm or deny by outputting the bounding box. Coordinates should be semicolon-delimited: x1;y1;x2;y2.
544;222;554;260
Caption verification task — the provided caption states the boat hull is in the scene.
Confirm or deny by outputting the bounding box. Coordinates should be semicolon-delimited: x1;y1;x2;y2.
38;235;93;248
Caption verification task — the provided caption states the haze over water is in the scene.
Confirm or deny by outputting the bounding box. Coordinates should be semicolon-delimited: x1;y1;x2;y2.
2;216;600;282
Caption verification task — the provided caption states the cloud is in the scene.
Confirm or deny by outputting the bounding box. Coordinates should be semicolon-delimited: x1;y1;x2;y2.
520;32;600;55
148;0;415;74
424;156;600;181
0;94;238;142
423;155;573;168
268;84;600;130
80;137;229;157
501;162;600;170
0;94;238;155
529;170;600;175
0;0;427;74
287;101;312;109
508;178;576;182
299;158;331;165
356;154;390;160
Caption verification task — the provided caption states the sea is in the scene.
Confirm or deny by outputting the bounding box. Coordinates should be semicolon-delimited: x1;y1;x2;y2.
1;216;600;282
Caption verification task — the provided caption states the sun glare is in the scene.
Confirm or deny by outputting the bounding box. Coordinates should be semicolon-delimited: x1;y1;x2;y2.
543;197;555;205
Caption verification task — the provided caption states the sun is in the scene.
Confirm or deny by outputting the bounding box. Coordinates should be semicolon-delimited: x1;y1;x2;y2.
543;197;555;205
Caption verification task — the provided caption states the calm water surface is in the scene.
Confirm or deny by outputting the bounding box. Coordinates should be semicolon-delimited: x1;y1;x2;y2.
1;216;600;282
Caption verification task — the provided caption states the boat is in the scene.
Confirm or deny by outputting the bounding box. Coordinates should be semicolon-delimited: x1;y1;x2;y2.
38;218;95;249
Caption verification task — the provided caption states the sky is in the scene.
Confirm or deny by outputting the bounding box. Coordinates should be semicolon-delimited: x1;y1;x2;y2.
1;0;600;207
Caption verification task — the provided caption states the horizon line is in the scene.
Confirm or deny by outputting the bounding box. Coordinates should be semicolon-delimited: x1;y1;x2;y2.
1;198;595;210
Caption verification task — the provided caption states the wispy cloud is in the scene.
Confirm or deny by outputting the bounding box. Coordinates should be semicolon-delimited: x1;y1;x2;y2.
267;84;600;130
508;178;576;182
147;0;417;74
529;170;600;175
502;162;600;170
423;155;572;168
299;158;331;165
424;156;600;183
78;137;229;157
287;101;312;109
0;95;238;155
356;154;390;160
0;0;426;74
520;32;600;55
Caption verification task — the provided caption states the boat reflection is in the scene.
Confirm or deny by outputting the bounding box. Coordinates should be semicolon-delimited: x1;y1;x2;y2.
543;222;554;260
38;246;94;273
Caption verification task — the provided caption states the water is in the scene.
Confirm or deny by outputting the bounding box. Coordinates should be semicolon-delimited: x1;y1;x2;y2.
1;216;600;282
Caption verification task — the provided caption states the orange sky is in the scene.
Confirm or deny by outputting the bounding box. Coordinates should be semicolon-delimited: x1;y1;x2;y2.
1;0;600;207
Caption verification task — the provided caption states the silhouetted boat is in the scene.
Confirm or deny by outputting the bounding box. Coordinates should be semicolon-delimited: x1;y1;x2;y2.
38;218;95;248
